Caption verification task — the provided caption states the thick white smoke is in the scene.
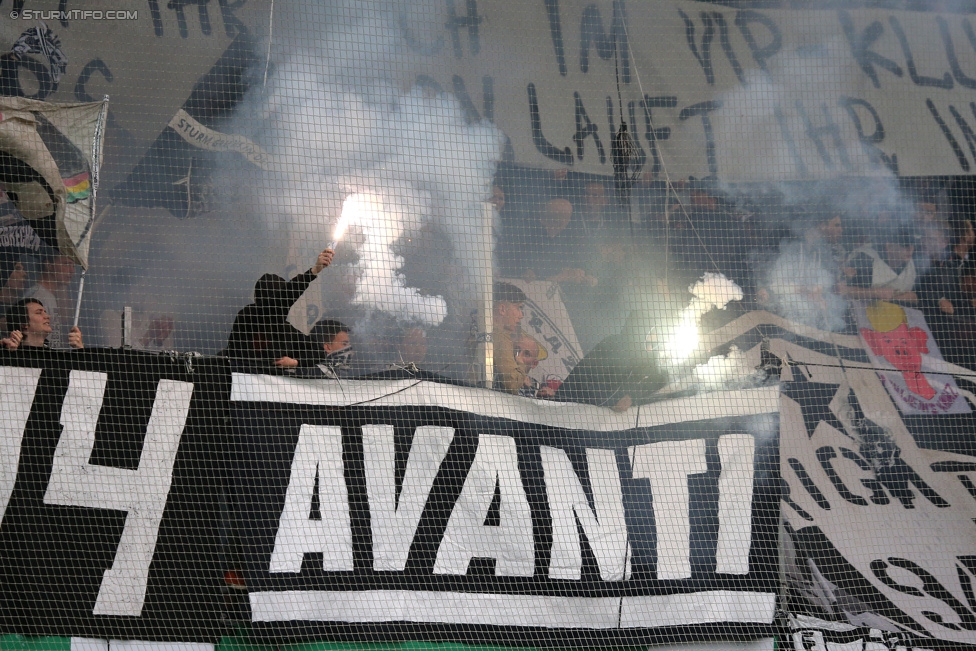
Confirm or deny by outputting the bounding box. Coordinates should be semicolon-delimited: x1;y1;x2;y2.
249;0;503;327
764;240;848;332
713;37;879;181
711;30;925;335
663;272;743;365
688;272;745;314
693;345;766;392
336;191;446;324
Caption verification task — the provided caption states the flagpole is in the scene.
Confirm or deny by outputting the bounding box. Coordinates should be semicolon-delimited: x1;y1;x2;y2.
71;95;109;329
482;201;494;388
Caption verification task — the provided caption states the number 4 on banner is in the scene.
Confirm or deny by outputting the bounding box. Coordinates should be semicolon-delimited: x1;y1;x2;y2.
44;370;193;617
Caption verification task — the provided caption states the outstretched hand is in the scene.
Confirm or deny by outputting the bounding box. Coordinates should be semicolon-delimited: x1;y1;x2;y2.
312;248;335;274
611;394;633;412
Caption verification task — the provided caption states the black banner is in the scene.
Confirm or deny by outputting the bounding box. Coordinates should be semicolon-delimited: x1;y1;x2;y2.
4;324;976;647
230;372;781;645
0;351;226;642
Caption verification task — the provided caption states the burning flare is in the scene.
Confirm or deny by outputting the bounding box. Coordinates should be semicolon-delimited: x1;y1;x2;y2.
331;191;448;326
663;272;743;365
329;194;368;250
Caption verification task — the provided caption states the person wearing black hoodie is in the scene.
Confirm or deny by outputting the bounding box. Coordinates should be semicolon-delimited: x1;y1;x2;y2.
225;248;334;367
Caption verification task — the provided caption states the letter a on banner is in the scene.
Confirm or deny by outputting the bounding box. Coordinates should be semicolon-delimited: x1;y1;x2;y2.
270;424;353;573
364;424;455;572
434;434;534;577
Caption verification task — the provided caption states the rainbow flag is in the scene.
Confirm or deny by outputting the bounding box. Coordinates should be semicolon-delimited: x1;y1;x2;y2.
63;171;90;203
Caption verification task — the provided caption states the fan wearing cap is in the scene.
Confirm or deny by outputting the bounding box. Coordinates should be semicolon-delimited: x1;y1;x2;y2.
840;228;919;305
493;281;529;394
225;248;334;367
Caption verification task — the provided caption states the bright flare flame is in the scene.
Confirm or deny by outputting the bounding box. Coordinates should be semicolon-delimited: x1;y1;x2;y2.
332;194;368;244
665;310;700;364
663;273;743;366
332;191;449;325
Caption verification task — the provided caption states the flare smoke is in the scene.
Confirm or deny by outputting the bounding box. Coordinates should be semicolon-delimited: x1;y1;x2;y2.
664;272;743;365
249;0;503;327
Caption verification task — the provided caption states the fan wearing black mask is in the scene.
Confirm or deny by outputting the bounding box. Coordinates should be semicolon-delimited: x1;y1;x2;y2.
310;318;354;371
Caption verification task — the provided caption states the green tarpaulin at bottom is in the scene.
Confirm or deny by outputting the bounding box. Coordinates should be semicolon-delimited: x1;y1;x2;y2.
0;637;70;651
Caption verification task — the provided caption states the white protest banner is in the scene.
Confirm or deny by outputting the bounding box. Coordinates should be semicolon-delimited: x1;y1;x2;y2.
0;1;269;187
413;0;976;180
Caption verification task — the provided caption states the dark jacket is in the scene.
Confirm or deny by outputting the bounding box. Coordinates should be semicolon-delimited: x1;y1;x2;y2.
556;332;669;408
225;270;319;364
919;253;976;320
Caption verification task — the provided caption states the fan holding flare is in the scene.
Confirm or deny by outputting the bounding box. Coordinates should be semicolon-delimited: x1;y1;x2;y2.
557;273;744;411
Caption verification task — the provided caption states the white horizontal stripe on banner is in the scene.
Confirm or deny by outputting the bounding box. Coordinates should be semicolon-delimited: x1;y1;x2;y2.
249;589;776;627
635;387;780;429
620;591;777;628
230;374;779;431
71;640;214;651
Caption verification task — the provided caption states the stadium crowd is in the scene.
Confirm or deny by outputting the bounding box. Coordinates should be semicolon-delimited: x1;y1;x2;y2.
491;169;976;395
3;169;976;404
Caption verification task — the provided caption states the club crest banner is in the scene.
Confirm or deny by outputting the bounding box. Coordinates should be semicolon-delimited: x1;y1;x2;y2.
498;278;583;389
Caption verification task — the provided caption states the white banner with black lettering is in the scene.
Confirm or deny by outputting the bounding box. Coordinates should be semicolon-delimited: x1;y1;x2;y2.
774;326;976;647
8;1;976;186
415;0;976;180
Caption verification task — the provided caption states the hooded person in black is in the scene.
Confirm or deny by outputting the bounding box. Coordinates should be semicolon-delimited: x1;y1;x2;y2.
555;310;669;411
225;248;334;367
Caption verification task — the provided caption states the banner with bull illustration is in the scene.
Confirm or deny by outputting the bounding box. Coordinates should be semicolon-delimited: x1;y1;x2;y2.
754;312;976;650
